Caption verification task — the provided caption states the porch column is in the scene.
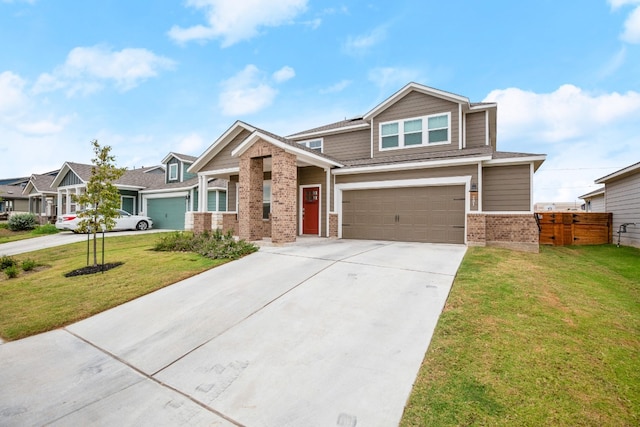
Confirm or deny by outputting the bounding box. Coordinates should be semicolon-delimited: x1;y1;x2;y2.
198;174;207;212
238;156;263;241
271;150;297;244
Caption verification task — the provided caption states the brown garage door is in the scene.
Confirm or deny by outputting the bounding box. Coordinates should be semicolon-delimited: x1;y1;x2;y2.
342;186;465;244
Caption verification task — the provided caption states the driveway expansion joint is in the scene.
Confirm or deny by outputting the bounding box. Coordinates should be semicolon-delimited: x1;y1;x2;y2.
63;328;246;427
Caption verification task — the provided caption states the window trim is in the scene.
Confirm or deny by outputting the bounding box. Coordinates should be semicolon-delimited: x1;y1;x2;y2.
297;138;323;153
168;163;179;181
378;112;451;151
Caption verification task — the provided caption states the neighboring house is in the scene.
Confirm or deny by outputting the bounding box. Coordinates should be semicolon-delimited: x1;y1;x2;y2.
139;152;227;230
578;187;605;212
594;161;640;248
50;162;166;217
22;171;60;224
0;183;29;215
534;201;583;212
188;82;546;251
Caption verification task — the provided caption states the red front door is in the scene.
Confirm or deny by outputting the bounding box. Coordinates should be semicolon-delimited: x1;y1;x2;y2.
302;187;320;235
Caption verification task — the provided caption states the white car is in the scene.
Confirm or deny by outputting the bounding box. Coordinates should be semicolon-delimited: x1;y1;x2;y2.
55;209;153;232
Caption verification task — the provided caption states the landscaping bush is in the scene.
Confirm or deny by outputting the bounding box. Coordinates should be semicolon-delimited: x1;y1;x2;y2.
0;223;8;230
4;265;19;279
154;229;258;260
21;258;38;272
0;255;17;270
8;213;37;231
31;224;59;235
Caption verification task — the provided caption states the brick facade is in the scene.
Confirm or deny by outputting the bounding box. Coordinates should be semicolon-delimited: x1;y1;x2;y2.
467;213;539;252
238;139;297;244
192;212;212;234
329;213;338;238
222;213;239;235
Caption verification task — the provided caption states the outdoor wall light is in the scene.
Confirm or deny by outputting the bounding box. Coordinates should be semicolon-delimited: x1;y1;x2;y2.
469;183;478;208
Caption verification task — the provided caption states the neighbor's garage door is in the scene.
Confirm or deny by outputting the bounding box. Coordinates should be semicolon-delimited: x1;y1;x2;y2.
147;197;186;230
342;186;465;244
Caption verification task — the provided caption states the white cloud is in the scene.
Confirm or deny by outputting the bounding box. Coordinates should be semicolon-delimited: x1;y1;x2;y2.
599;46;627;77
272;66;295;83
32;45;175;96
0;71;28;115
608;0;640;9
218;65;278;116
343;25;387;55
15;115;73;136
621;5;640;42
176;133;206;154
483;85;640;202
302;18;322;30
168;0;308;47
484;84;640;143
319;79;352;94
368;67;423;91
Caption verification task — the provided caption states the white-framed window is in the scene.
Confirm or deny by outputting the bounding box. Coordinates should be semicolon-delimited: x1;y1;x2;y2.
379;112;450;150
168;163;178;181
298;138;323;153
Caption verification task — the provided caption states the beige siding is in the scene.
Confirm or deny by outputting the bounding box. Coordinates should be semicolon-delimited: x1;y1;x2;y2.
585;195;605;212
298;166;328;236
372;91;460;158
200;129;251;171
605;173;640;248
322;129;371;161
336;165;477;186
482;165;531;211
228;175;238;211
465;111;486;148
488;107;497;150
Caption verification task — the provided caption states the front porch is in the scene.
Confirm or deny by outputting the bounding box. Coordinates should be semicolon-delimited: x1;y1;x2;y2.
192;133;341;243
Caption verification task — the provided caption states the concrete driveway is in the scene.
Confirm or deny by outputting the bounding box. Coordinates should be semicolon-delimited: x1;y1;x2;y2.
0;238;466;426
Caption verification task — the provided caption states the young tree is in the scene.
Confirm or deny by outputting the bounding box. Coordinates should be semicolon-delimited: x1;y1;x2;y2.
72;140;126;267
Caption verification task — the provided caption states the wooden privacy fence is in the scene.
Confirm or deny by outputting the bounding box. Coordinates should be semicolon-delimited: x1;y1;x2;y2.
536;212;612;246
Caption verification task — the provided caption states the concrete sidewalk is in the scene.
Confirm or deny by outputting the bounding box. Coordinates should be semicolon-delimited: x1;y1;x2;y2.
0;239;466;426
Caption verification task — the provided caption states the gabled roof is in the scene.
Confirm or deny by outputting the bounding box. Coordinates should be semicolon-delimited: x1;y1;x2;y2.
189;121;256;174
363;82;486;120
51;162;165;190
595;161;640;184
287;117;369;139
22;173;57;196
161;152;198;165
231;128;343;169
579;187;605;200
190;120;343;174
0;184;28;200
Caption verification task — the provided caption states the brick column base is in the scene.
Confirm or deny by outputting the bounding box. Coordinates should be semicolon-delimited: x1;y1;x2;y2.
193;212;212;234
222;213;239;236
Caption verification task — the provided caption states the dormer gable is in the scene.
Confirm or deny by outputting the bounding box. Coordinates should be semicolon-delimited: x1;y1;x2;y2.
162;152;197;184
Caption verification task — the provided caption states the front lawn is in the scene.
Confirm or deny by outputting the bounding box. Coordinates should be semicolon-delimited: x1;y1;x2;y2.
0;223;59;244
0;233;243;340
401;245;640;426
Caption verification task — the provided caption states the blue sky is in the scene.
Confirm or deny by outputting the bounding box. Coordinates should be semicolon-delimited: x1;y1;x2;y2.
1;0;639;204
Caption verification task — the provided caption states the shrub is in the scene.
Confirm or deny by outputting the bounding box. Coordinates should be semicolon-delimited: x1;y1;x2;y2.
154;229;258;260
0;223;8;230
4;265;19;279
21;258;38;271
8;213;37;231
31;224;59;235
0;255;17;270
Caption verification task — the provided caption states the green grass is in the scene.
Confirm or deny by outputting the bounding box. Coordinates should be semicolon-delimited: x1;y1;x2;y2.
0;223;59;244
0;233;227;340
401;244;640;427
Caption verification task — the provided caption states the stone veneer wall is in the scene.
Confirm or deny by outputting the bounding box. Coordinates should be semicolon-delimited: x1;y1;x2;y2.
329;213;338;238
467;213;539;253
238;156;264;241
271;150;297;243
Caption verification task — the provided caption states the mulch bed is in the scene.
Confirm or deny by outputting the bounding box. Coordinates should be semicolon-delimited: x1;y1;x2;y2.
64;262;124;277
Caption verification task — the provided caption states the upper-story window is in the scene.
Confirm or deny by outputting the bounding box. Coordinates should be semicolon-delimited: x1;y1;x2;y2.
298;138;323;153
379;112;450;150
168;163;179;181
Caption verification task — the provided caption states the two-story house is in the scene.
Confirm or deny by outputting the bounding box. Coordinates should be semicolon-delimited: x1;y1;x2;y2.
188;82;546;251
